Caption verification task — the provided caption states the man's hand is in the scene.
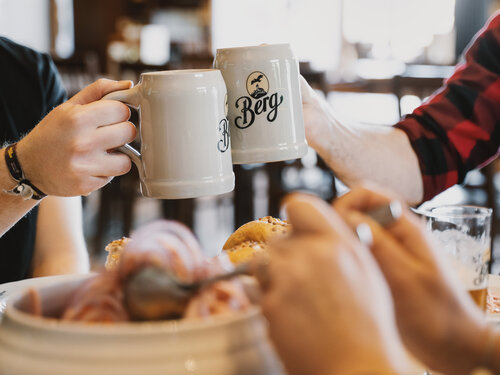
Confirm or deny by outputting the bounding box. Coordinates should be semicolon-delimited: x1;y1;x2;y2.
334;186;492;374
300;75;335;152
260;193;409;375
299;76;424;204
16;79;136;196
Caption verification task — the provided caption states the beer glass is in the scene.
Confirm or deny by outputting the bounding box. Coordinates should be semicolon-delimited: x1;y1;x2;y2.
425;205;492;310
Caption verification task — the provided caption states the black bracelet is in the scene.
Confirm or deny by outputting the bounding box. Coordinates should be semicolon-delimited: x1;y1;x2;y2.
4;143;46;200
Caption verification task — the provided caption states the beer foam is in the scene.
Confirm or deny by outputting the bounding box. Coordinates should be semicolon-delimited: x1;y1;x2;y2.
432;229;489;290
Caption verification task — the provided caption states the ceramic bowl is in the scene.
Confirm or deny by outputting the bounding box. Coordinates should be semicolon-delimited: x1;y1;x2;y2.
0;276;284;375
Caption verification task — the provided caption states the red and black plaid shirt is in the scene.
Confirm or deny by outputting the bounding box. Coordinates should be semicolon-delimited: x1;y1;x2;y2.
395;12;500;202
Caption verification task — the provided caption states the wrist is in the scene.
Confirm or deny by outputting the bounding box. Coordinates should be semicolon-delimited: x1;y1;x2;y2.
1;148;18;191
16;138;47;194
4;141;46;200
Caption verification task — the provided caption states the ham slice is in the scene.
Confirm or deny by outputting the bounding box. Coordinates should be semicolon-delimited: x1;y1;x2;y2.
61;220;251;322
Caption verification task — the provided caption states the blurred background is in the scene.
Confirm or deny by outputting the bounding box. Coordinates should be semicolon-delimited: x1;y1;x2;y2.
1;0;500;269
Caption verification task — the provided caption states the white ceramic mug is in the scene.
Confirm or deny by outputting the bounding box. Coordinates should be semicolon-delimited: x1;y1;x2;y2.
214;44;307;164
103;69;234;199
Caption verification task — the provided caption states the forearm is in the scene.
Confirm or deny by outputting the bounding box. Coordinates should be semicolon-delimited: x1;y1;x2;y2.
32;196;89;277
0;147;39;236
309;108;423;204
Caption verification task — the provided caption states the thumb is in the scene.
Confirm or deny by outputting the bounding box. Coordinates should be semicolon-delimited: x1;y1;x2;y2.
282;193;346;237
68;79;133;105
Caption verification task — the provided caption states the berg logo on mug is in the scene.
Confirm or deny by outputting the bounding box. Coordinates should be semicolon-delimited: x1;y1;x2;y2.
217;117;230;153
214;44;307;164
234;71;284;129
217;93;230;153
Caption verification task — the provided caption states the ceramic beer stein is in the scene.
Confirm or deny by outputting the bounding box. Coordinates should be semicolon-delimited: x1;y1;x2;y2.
214;44;307;164
103;69;234;199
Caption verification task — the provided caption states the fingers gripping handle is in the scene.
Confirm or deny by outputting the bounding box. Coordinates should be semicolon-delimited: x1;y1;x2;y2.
102;85;144;181
102;85;141;109
119;144;144;181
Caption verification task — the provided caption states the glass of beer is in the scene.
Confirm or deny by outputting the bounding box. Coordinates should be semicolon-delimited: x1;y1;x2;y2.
425;205;492;311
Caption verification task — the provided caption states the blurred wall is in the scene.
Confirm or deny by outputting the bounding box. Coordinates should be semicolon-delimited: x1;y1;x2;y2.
73;0;124;71
0;0;50;52
455;0;491;58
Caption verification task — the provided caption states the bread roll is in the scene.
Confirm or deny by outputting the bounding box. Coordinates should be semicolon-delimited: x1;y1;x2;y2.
104;237;130;271
223;216;290;264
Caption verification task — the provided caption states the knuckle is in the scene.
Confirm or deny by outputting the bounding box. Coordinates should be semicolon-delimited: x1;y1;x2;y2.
69;138;91;154
116;155;132;175
95;78;108;90
120;103;131;120
107;102;130;122
125;121;137;142
67;108;85;128
94;78;111;98
121;158;132;174
68;159;86;180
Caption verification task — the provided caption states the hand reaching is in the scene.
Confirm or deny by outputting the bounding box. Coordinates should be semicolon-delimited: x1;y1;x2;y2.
334;186;492;374
260;192;409;375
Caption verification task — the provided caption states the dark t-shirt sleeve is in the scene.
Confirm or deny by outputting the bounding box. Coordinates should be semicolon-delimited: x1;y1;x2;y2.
0;38;67;283
38;52;67;114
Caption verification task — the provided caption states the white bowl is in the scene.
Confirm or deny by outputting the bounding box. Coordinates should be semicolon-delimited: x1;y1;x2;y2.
0;276;284;375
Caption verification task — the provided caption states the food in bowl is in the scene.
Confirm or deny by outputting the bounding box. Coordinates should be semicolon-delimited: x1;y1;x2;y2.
0;278;284;375
29;220;252;323
104;237;130;271
223;216;290;264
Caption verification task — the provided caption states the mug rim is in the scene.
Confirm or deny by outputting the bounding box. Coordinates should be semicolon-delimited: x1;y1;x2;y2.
215;43;291;53
141;69;219;76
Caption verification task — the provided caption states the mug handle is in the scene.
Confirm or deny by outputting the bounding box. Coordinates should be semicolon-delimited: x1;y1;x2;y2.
102;85;145;181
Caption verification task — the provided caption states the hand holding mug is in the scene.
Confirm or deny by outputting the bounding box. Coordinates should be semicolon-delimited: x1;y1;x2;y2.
214;44;307;164
102;69;234;199
299;75;336;152
16;79;135;196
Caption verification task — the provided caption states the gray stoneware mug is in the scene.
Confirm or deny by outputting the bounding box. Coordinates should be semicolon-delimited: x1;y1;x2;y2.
103;69;234;199
214;43;307;164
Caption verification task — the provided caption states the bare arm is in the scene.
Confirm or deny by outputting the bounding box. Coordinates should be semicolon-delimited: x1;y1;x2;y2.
0;79;134;238
301;77;424;204
31;196;89;277
303;14;500;205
